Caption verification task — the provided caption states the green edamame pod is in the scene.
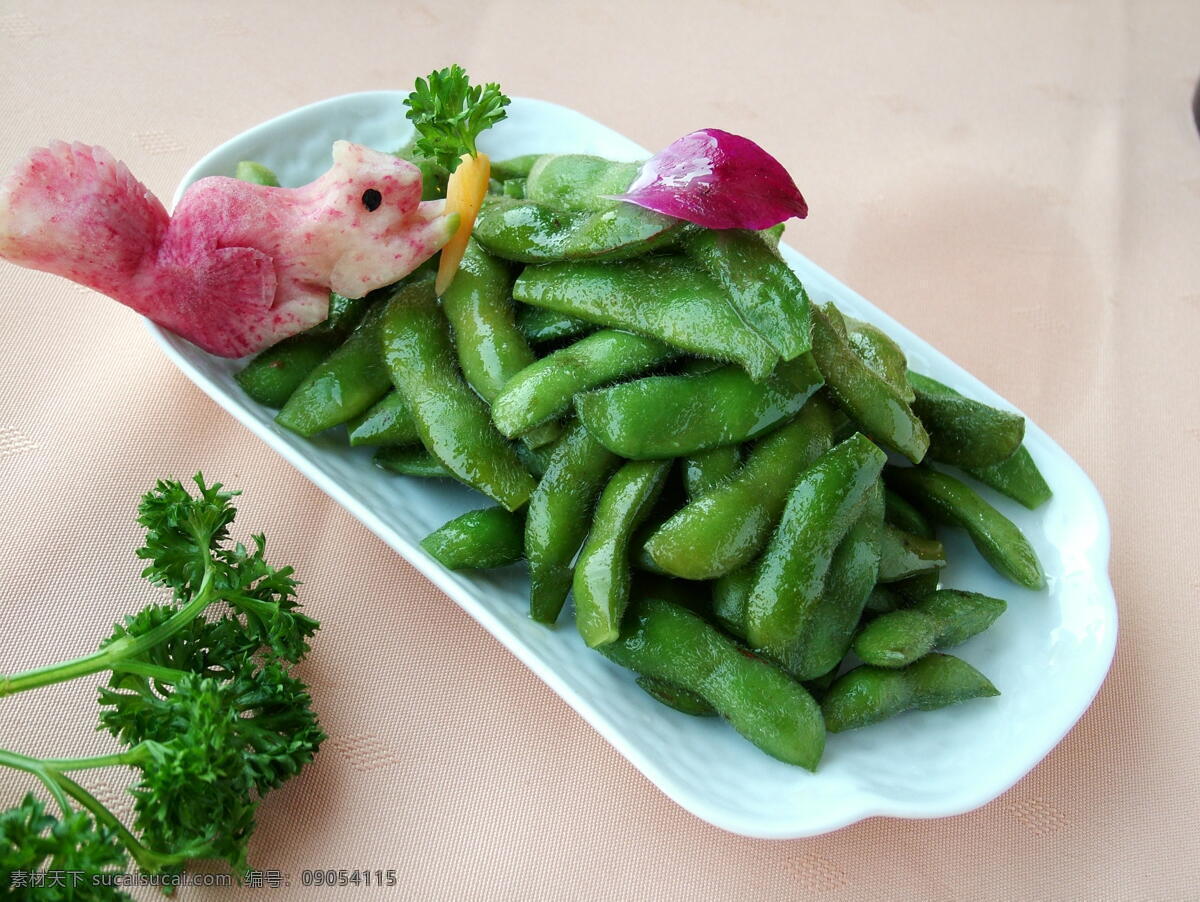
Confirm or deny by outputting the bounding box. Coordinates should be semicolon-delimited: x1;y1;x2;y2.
760;223;785;249
878;524;947;583
234;160;279;187
845;316;914;402
635;675;718;717
890;570;941;605
598;598;826;769
275;303;392;437
439;239;525;396
965;446;1052;510
491;330;679;438
513;257;780;381
901;372;1050;507
525;154;643;211
821;653;999;733
237;292;375;408
711;565;754;638
381;283;535;511
785;481;885;681
373;446;455;480
682;446;742;500
644;397;838;580
574;460;671;647
516;305;593;344
236;334;339;409
853;590;1007;668
346;391;420;447
744;433;888;672
420;507;525;570
490;154;543;181
884;488;935;539
474;196;685;264
395;141;449;200
576;353;824;460
514;439;559;480
864;583;905;614
907;372;1025;469
886;466;1045;589
526;421;621;625
440;239;558;448
684;228;811;360
810;305;929;463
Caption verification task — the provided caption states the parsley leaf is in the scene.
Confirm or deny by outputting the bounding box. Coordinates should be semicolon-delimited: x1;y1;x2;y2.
404;64;510;172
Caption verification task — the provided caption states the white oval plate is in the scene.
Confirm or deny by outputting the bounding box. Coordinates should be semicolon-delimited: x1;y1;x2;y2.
148;92;1117;839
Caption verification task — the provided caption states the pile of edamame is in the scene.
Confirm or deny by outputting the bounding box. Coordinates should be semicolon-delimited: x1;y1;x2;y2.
234;151;1051;770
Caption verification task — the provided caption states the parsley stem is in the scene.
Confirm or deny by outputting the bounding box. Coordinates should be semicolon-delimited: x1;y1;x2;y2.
0;749;71;816
0;565;216;698
49;769;198;871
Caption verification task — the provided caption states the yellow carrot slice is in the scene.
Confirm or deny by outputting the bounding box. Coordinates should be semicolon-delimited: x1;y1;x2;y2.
436;152;491;295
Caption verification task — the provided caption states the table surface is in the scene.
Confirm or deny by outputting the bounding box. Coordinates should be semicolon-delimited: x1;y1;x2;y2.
1;1;1197;899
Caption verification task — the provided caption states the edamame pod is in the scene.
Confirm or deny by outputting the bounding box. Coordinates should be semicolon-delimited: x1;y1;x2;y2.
681;446;742;499
845;316;914;403
275;303;392;437
711;565;754;638
576;353;824;460
853;590;1007;668
236;334;339;409
491;329;679;438
526;421;621;624
744;433;888;672
373;446;455;480
420;507;525;570
440;239;559;448
516;305;593;344
234;160;279;187
907;372;1025;469
490;154;543;181
513;257;780;381
598;598;826;769
574;459;671;647
785;481;885;681
886;466;1045;589
237;292;374;409
878;524;947;583
684;228;811;360
395;141;449;200
864;583;905;614
810;305;929;463
644;397;838;580
346;391;420;447
965;446;1053;510
381;283;535;511
635;675;718;717
890;570;941;605
821;653;999;732
474;196;685;264
884;488;935;539
525;155;642;212
902;372;1050;507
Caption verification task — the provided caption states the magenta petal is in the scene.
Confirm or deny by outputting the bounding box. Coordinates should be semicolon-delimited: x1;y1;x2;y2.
611;128;808;230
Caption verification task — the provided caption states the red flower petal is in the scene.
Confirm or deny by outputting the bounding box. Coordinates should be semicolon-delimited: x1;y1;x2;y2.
611;128;807;230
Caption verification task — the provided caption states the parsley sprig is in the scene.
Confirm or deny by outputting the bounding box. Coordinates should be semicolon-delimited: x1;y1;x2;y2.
404;64;510;172
0;475;324;890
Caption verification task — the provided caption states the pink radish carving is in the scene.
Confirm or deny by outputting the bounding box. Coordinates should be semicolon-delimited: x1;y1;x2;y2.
0;140;456;357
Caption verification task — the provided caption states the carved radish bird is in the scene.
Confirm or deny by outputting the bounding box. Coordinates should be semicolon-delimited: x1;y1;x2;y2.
0;140;456;356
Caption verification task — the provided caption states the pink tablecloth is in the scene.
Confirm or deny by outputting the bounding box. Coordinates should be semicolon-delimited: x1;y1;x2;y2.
1;1;1198;899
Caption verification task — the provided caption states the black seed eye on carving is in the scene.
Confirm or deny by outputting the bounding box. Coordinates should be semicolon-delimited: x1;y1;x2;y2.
361;189;382;212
